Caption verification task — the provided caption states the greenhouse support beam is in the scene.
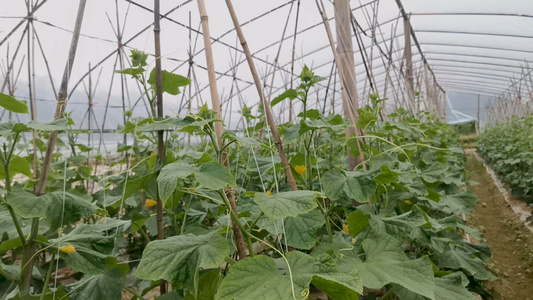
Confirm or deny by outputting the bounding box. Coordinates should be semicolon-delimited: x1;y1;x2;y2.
394;0;445;97
197;0;249;261
224;0;298;191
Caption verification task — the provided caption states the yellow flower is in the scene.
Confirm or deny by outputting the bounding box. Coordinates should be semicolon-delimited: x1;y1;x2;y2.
342;224;349;235
294;165;306;175
339;253;345;259
145;199;157;207
315;176;319;179
338;164;343;169
404;200;412;205
266;191;272;196
59;245;76;254
424;134;429;138
189;187;196;192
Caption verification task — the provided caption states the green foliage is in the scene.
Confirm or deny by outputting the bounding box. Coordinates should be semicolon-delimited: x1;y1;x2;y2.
0;93;29;114
478;115;533;199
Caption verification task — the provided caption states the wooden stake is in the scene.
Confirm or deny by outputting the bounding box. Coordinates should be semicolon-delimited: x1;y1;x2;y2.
225;0;298;191
316;0;366;171
197;0;249;260
152;0;168;294
26;0;88;297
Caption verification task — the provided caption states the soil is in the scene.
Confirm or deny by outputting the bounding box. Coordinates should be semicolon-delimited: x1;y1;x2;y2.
466;155;533;300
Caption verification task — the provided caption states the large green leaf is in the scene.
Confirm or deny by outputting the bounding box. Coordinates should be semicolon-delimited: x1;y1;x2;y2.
196;162;236;190
370;210;428;241
52;225;115;275
217;251;362;300
0;93;28;114
148;69;191;95
136;230;229;288
6;191;48;219
286;252;363;300
434;248;496;281
26;118;71;131
434;273;477;300
44;191;97;231
440;191;478;214
254;190;319;221
158;162;197;201
66;268;124;300
354;234;435;299
271;89;298;107
216;255;303;300
158;162;235;201
258;209;324;250
0;155;33;180
346;210;370;237
322;169;376;203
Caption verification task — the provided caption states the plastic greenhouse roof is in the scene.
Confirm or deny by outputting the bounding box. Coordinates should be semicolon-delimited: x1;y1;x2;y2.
1;0;532;130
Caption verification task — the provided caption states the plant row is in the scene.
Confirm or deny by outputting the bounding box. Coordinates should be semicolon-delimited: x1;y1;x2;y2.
477;115;533;203
0;57;494;300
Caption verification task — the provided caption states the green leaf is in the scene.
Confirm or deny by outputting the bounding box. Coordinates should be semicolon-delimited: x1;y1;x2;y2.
271;89;298;107
322;169;376;203
283;210;325;250
434;273;477;300
371;210;428;241
216;255;303;300
196;162;236;190
44;191;97;231
217;252;362;300
356;107;378;129
0;93;29;114
158;162;197;201
185;269;221;300
148;69;191;95
259;209;325;250
434;248;496;281
286;252;363;299
136;230;229;288
440;191;478;214
27;118;71;131
52;225;115;275
0;155;33;180
254;190;319;221
6;191;48;219
66;268;124;300
116;67;145;76
374;165;401;184
346;210;370;237
130;49;148;67
157;162;235;201
354;234;435;299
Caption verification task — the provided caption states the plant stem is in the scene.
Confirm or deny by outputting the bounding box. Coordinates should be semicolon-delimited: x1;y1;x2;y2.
380;288;394;300
249;212;265;229
38;254;56;300
224;256;237;265
217;190;255;257
124;286;146;300
323;200;333;244
180;195;192;235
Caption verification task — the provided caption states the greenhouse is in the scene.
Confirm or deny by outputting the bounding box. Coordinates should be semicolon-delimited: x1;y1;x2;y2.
1;0;532;299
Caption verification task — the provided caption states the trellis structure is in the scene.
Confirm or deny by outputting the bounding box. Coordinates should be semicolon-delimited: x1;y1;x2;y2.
1;0;532;144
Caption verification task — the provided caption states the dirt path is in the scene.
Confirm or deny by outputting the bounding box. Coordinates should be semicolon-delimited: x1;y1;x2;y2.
466;155;533;300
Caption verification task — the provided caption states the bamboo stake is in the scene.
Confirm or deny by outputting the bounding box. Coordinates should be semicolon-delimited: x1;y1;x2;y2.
197;0;249;260
152;0;168;294
316;0;366;171
23;1;87;298
224;0;298;191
